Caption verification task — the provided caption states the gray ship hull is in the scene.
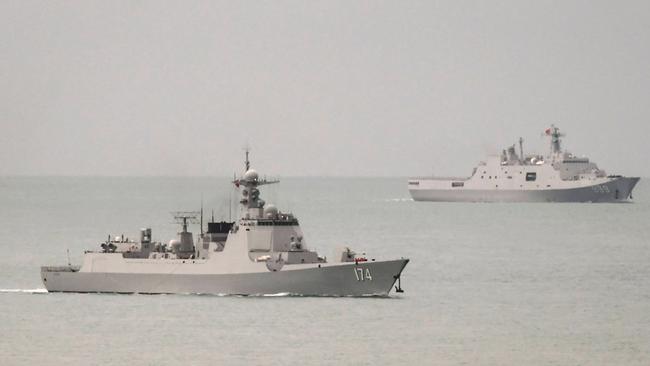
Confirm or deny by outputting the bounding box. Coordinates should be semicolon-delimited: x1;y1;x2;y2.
409;177;640;203
41;259;409;297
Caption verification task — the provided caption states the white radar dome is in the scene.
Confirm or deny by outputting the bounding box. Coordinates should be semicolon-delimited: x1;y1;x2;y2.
243;169;259;181
264;204;278;218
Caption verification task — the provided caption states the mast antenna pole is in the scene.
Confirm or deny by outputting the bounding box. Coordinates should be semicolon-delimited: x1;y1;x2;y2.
244;146;251;171
231;171;237;221
550;124;554;156
519;137;524;163
200;196;204;235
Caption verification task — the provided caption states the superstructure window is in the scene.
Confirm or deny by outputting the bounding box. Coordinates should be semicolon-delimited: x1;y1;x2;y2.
526;172;537;182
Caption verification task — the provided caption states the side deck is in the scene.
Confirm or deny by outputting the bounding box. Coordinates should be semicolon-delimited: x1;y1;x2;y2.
408;176;470;181
40;259;409;296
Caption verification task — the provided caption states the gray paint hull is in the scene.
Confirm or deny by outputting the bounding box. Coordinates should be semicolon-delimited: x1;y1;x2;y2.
409;177;640;203
41;259;409;297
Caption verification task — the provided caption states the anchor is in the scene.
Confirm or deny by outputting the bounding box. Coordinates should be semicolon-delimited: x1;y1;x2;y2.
393;274;404;293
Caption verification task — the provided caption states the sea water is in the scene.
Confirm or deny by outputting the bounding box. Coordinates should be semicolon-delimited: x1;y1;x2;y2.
1;177;649;365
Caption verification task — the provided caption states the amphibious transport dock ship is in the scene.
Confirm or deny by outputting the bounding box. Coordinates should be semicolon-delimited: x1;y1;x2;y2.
41;152;408;296
408;126;639;203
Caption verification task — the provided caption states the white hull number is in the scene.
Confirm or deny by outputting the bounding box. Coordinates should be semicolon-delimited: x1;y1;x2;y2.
354;267;372;281
592;185;610;194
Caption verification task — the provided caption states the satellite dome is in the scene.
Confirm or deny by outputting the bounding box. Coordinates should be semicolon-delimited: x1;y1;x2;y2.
169;239;182;253
243;169;258;181
264;204;278;218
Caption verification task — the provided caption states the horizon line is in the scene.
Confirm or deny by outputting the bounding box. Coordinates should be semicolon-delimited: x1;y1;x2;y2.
0;174;415;179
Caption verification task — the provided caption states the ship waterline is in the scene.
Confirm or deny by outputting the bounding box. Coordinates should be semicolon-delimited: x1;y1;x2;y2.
41;259;408;296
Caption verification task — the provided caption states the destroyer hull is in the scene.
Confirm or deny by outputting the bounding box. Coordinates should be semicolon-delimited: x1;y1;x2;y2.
409;177;639;203
41;259;408;296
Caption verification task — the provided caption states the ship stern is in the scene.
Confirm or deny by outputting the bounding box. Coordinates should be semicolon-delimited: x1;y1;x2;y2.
41;266;81;292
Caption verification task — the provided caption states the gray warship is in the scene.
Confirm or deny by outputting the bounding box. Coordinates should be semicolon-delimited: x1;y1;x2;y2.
41;152;409;296
409;125;639;202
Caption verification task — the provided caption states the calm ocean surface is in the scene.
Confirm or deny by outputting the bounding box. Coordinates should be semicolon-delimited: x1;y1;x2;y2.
1;177;649;365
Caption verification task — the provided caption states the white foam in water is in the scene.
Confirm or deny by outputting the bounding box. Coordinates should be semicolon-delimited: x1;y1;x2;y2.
375;198;413;202
261;292;292;297
0;288;48;294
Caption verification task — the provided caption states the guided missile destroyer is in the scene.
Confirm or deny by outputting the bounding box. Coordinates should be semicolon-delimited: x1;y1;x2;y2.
408;125;639;202
41;152;408;296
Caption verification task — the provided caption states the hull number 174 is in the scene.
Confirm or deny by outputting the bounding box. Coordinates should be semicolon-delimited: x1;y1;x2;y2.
354;267;372;281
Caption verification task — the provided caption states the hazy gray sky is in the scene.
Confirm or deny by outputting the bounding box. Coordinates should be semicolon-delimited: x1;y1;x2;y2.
1;1;649;177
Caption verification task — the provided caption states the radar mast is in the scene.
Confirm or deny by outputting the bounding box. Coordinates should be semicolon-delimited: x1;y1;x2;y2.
548;124;564;157
172;211;200;232
233;150;279;218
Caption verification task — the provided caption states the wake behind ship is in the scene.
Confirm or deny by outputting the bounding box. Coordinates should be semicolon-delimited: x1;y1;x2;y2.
408;126;639;203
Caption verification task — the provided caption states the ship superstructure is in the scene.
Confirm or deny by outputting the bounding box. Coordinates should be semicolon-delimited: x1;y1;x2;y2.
41;152;408;296
408;126;639;202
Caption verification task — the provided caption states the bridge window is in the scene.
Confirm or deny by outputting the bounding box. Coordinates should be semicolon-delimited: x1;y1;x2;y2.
526;172;537;182
452;182;464;188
